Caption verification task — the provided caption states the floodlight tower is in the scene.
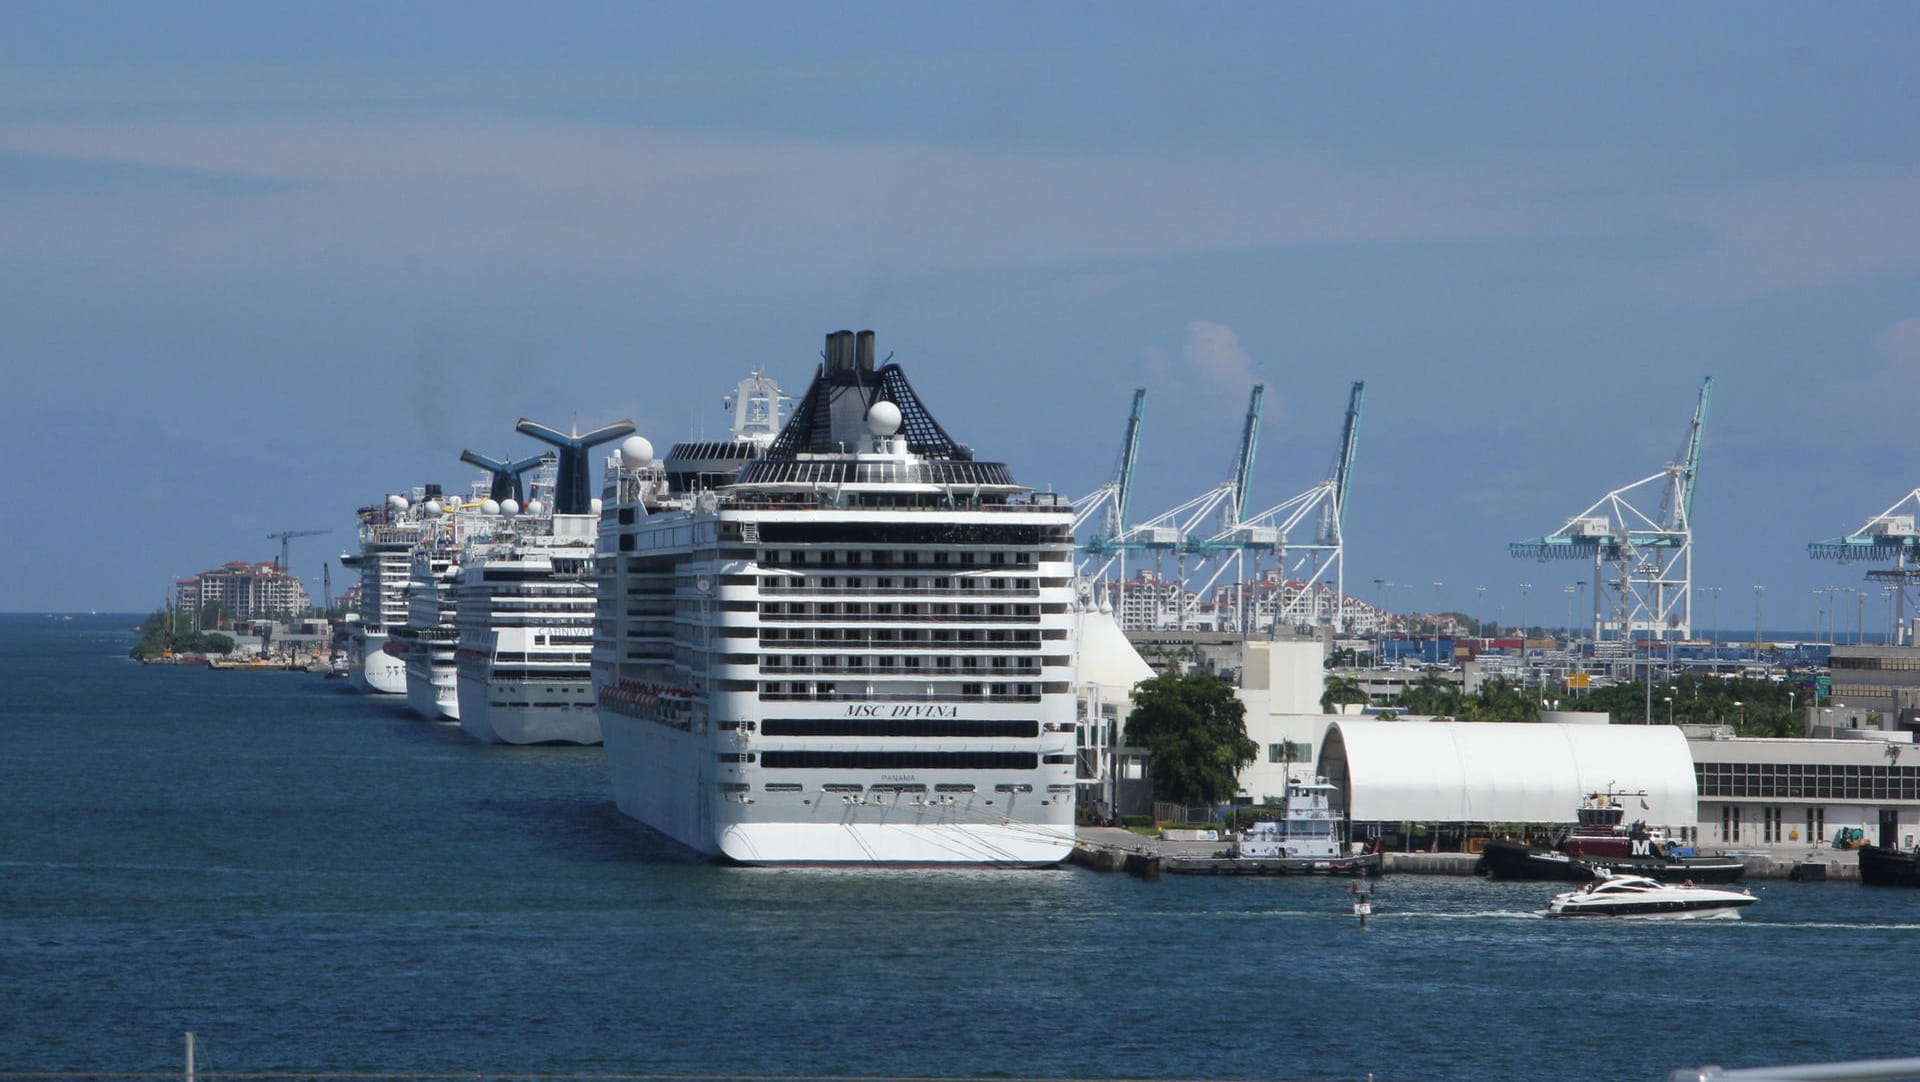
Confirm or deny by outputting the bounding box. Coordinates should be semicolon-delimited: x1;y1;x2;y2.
1510;377;1711;642
1809;488;1920;646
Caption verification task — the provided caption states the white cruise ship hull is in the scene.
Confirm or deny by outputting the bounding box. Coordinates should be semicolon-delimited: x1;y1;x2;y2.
348;630;407;695
404;654;460;721
600;711;1074;866
458;672;599;745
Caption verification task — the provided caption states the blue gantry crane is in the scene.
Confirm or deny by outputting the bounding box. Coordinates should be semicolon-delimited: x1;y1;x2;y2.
1809;488;1920;646
1511;377;1711;642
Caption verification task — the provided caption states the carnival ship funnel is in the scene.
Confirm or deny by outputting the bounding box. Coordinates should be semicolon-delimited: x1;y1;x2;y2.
514;419;637;514
458;450;553;505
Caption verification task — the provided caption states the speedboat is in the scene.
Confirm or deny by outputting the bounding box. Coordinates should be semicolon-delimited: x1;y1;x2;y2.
1545;874;1756;920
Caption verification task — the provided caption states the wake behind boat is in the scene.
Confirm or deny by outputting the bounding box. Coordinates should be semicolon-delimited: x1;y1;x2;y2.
1545;874;1756;920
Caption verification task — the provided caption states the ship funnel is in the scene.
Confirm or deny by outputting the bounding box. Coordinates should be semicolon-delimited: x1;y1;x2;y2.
855;330;876;372
824;329;857;375
514;418;637;515
460;450;550;505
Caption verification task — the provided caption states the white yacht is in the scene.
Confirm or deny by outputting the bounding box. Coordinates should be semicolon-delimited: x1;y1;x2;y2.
340;488;440;695
1545;875;1757;920
454;421;631;745
594;336;1079;865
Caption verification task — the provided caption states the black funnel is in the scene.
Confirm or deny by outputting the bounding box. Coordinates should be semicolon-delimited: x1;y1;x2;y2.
514;418;637;514
459;450;551;505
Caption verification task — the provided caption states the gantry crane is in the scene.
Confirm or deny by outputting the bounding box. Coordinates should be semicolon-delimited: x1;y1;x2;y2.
1091;386;1263;629
1510;377;1711;642
1075;388;1147;581
1809;488;1920;645
1210;380;1366;632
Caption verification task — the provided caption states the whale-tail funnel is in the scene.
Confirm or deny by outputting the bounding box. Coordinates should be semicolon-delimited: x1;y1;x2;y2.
514;419;637;514
459;450;552;505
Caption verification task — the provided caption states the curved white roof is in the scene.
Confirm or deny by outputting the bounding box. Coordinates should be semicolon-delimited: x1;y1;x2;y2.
1320;720;1697;827
1073;608;1156;693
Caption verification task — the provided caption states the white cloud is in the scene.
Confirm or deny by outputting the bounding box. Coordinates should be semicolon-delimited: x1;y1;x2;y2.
1876;317;1920;365
1181;321;1254;389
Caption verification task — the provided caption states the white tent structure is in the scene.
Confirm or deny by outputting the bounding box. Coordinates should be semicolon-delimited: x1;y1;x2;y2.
1318;720;1698;828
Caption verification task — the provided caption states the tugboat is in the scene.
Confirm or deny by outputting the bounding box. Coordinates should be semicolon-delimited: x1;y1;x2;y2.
1167;778;1381;877
1479;790;1745;884
1858;844;1920;887
1544;873;1756;920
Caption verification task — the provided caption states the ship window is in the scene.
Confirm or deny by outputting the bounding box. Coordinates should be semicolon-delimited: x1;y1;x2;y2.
935;783;976;793
765;783;803;793
994;783;1033;793
822;783;863;793
1042;754;1075;765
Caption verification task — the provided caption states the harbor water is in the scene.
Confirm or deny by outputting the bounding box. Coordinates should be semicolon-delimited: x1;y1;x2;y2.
5;614;1919;1082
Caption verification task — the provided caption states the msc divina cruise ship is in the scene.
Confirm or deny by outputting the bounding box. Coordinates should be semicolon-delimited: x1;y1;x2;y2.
593;333;1079;865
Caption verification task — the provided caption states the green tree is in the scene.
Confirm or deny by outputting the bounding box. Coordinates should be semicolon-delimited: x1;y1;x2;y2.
1126;671;1258;806
1321;674;1371;712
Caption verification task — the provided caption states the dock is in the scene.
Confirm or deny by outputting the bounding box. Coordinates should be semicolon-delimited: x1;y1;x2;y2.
1071;829;1867;881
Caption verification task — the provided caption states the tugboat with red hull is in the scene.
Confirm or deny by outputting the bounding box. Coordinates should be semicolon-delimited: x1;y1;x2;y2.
1479;790;1745;884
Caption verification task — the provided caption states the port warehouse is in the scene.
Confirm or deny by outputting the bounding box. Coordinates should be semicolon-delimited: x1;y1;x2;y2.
1228;714;1920;854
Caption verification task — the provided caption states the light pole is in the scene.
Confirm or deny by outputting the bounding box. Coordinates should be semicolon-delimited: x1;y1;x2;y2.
1665;694;1674;727
1519;582;1533;640
1476;585;1487;636
1733;700;1744;729
1432;581;1445;665
1698;585;1721;671
1752;584;1765;665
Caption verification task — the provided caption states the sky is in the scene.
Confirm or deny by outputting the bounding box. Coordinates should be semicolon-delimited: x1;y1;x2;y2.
3;4;1918;634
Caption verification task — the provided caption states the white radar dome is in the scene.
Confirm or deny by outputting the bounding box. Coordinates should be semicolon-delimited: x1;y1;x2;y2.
423;500;442;516
524;499;543;516
500;499;520;518
482;498;501;516
589;498;603;514
387;494;410;512
866;400;903;437
619;436;654;468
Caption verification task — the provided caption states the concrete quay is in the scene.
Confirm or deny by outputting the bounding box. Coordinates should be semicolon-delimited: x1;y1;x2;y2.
1072;829;1866;881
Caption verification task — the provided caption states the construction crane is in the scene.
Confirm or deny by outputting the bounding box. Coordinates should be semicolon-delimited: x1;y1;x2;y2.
267;529;331;575
1510;377;1712;644
1809;488;1920;646
1075;388;1147;579
1097;386;1264;629
1216;380;1366;633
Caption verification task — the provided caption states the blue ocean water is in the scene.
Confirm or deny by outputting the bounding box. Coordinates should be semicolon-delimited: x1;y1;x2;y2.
3;614;1918;1082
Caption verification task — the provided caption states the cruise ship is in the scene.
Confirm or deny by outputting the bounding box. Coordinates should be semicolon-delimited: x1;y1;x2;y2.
593;334;1080;865
340;487;442;695
453;419;632;745
394;540;463;719
395;455;555;721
